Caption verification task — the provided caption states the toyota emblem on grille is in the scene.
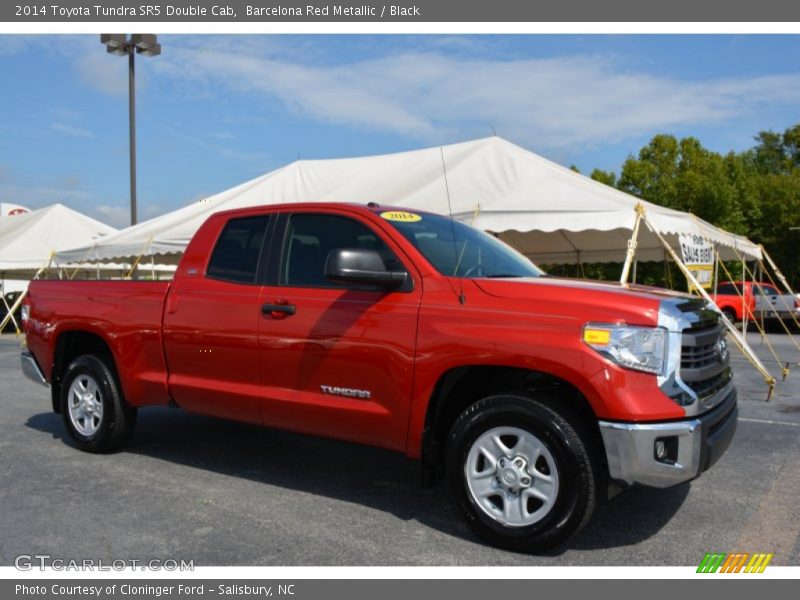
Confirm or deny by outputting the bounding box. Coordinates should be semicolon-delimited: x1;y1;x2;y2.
716;337;729;362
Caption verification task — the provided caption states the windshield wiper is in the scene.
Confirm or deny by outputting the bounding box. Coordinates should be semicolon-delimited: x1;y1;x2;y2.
485;273;525;278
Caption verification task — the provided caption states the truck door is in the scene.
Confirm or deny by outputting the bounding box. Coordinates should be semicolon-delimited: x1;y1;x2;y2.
257;211;421;451
163;213;273;424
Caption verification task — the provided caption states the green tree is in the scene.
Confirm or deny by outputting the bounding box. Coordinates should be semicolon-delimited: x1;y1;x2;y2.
582;124;800;289
616;134;744;233
753;130;788;174
590;169;616;187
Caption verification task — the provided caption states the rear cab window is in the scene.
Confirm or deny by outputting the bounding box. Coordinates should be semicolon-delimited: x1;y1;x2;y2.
206;215;270;284
716;283;743;296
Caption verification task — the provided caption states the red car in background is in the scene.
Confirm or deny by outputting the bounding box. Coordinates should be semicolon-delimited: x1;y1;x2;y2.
713;281;800;326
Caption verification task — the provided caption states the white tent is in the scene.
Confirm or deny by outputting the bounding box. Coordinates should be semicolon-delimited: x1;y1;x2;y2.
56;137;761;264
0;203;116;274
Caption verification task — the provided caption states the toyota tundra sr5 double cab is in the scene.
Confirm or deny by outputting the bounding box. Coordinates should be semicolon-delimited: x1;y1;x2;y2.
20;203;738;552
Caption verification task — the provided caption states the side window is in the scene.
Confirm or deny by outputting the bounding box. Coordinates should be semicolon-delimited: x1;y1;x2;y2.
207;216;269;284
281;213;403;288
716;284;735;295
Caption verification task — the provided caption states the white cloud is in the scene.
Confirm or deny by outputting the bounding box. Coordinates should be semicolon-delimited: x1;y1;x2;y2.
155;44;800;150
92;203;162;228
73;49;129;96
163;126;270;163
7;36;800;153
93;204;131;228
51;123;96;139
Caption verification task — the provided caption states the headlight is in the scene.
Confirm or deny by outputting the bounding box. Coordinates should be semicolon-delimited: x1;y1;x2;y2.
583;324;667;375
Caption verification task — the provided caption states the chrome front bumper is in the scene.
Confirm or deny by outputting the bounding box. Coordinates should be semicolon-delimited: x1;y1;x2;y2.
21;351;47;386
599;387;737;488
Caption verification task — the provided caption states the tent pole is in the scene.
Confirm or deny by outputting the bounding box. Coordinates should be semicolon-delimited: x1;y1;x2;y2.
733;249;800;358
742;258;748;332
713;247;719;302
758;257;800;333
1;291;20;334
728;250;792;378
761;244;796;296
642;216;776;398
1;265;44;333
620;203;645;284
0;285;33;334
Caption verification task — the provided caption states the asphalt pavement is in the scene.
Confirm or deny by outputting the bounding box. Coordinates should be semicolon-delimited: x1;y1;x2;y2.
1;331;798;566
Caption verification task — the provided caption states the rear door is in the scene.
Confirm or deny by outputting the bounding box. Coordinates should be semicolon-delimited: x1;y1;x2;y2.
163;213;273;424
256;210;421;451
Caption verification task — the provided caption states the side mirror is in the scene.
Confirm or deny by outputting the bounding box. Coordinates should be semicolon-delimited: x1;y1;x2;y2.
324;248;407;288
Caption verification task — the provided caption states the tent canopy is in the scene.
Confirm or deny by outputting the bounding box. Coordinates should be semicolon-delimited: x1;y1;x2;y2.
56;137;761;265
0;203;117;275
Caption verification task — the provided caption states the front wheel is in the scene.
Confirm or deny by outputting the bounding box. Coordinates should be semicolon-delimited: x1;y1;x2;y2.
61;354;137;453
446;394;602;552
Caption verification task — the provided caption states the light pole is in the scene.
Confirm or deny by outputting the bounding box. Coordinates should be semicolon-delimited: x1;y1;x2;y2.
100;34;161;226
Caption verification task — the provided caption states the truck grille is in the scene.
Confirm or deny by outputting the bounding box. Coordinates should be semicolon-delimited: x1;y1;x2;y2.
680;321;731;402
684;370;731;398
682;339;723;370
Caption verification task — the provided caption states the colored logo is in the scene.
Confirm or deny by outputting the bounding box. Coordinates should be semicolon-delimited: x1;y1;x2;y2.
380;211;422;223
696;552;774;573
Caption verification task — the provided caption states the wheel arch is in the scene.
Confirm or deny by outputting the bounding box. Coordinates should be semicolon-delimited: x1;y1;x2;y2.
51;330;117;414
419;365;603;484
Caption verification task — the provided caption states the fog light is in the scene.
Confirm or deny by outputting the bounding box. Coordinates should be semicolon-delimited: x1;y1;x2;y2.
655;440;666;460
654;436;679;464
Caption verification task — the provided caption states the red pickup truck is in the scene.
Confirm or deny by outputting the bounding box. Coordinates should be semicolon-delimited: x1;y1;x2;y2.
714;280;800;326
20;202;737;552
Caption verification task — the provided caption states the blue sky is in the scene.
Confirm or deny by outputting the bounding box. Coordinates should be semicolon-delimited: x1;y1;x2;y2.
1;34;799;227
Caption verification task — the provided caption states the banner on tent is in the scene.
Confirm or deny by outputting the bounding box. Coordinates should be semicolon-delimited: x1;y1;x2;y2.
679;233;714;290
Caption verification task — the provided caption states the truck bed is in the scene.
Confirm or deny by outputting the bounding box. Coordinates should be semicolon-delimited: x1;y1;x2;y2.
25;280;173;408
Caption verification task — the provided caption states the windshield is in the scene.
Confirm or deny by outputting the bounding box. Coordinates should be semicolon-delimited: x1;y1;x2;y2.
381;211;544;278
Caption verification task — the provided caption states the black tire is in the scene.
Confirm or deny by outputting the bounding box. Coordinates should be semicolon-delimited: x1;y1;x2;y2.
60;354;137;453
446;394;602;552
721;308;737;324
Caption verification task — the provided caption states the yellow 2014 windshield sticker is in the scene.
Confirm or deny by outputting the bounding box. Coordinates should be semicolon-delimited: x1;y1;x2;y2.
380;211;422;222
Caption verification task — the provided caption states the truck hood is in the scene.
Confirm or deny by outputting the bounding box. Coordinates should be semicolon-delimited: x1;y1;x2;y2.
472;276;693;304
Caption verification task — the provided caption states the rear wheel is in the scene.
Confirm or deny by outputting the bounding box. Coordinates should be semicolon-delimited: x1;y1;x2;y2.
446;394;601;552
721;308;737;324
61;354;137;453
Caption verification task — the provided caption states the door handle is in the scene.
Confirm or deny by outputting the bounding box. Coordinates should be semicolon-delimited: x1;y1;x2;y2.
261;302;296;318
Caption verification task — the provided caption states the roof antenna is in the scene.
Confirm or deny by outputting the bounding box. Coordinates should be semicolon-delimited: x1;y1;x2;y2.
440;146;465;305
490;124;497;136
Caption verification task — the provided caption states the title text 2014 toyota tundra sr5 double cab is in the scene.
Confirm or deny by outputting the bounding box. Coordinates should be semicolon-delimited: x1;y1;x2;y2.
20;203;738;551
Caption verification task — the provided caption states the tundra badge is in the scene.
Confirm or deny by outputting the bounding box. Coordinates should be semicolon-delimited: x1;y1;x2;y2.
320;385;371;399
